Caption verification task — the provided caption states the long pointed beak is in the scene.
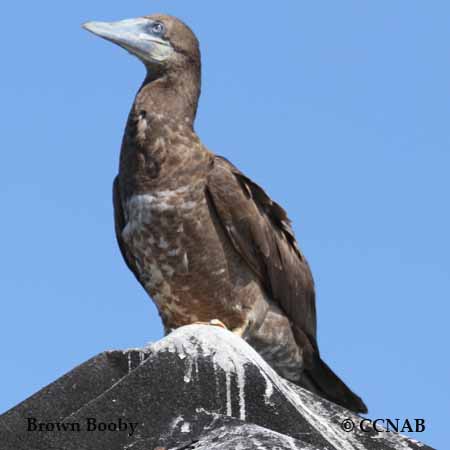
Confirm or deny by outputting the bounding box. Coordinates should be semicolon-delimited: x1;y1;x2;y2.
82;18;173;63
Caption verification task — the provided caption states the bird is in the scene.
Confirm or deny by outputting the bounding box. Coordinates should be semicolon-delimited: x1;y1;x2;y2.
83;14;367;414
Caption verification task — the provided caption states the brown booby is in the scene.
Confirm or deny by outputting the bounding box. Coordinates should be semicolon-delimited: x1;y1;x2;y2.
83;14;367;413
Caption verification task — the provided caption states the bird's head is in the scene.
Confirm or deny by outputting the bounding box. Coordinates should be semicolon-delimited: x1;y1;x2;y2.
82;14;200;77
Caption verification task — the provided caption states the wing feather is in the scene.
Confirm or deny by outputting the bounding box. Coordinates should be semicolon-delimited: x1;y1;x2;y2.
113;177;144;286
207;156;318;356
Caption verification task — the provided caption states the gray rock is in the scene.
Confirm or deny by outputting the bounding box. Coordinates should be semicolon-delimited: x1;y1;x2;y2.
0;325;434;450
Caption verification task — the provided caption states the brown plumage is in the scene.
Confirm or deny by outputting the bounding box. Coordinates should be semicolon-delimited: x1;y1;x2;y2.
84;13;367;413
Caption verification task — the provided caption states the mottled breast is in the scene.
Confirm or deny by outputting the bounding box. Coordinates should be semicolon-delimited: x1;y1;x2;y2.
121;183;201;318
121;175;269;335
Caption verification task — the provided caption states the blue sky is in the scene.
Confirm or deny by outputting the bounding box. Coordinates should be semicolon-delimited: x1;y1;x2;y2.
0;1;448;448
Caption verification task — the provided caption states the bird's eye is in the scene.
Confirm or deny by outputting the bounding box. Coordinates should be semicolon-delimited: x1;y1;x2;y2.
151;22;165;36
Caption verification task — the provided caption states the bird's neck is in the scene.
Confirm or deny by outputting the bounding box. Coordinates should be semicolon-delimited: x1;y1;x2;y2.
133;68;201;128
118;66;207;197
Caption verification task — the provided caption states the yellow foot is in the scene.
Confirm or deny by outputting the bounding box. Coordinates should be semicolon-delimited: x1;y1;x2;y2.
230;322;248;337
192;319;228;330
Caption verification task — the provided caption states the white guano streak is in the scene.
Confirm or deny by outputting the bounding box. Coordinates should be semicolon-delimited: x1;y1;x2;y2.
150;325;396;450
151;326;253;421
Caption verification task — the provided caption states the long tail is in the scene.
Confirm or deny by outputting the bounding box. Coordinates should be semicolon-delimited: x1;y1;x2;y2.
300;355;368;414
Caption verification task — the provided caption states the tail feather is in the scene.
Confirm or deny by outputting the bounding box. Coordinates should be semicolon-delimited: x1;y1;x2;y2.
301;356;368;414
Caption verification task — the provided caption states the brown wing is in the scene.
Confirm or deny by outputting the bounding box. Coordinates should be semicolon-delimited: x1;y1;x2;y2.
113;176;143;286
206;156;318;363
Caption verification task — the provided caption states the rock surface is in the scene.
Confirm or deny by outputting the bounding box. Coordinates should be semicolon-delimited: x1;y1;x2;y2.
0;325;434;450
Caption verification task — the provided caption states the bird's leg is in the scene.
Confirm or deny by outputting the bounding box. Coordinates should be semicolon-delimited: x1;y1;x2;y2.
192;319;228;329
191;318;250;337
230;318;250;338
